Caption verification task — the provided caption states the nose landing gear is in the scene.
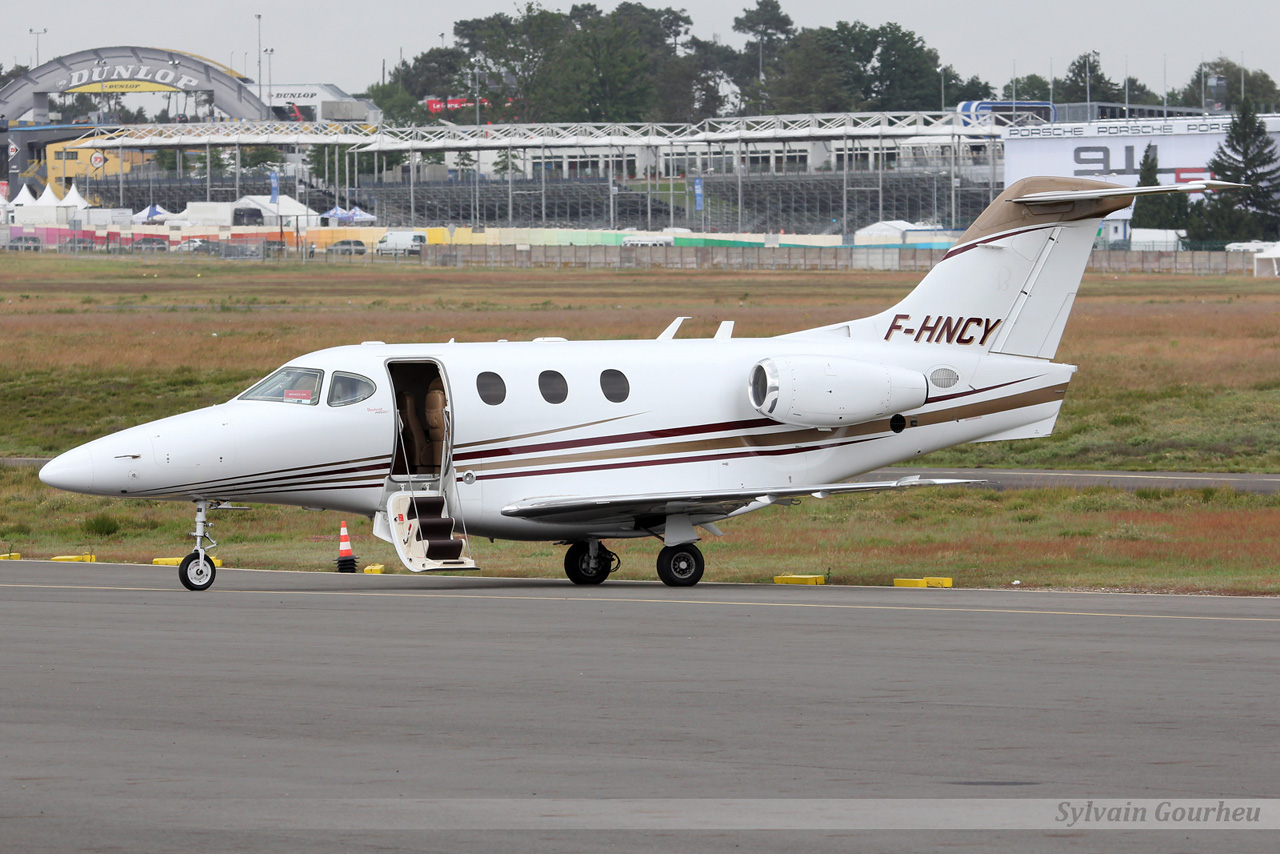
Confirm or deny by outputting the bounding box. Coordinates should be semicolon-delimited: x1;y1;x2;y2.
177;500;247;591
178;500;219;591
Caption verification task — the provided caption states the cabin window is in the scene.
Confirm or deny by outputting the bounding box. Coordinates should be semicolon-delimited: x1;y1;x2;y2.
600;369;629;403
476;371;506;405
327;372;377;406
538;370;568;404
239;367;324;405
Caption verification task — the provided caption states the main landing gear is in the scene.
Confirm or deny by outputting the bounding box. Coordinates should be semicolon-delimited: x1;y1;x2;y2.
656;543;704;587
564;540;618;585
561;540;705;587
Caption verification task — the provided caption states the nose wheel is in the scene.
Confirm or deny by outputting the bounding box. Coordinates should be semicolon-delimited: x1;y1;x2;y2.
179;551;217;591
178;499;235;591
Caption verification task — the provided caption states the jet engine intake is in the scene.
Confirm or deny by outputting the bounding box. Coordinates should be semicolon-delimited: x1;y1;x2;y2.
748;356;928;428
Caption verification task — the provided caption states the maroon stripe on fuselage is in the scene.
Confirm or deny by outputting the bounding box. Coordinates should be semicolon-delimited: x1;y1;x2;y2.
474;434;881;482
125;458;392;498
924;376;1038;404
455;417;778;463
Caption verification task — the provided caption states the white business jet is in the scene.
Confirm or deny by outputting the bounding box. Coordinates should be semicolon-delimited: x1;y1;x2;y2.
39;177;1239;590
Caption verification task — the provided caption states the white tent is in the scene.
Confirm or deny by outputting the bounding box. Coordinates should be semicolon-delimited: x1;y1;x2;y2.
319;206;348;220
234;194;323;227
60;182;92;210
35;182;61;206
132;204;172;224
346;205;376;223
1254;244;1280;277
10;184;37;207
854;220;927;246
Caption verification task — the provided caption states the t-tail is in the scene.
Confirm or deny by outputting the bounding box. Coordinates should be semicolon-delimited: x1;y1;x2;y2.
795;176;1245;357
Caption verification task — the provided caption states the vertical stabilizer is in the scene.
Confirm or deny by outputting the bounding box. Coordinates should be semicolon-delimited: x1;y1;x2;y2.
794;177;1136;360
877;177;1135;359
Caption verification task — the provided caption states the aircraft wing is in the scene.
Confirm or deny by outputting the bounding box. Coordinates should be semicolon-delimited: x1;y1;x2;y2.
500;475;982;526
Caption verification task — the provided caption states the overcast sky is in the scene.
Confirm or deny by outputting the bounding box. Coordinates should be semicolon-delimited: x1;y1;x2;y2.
6;0;1276;103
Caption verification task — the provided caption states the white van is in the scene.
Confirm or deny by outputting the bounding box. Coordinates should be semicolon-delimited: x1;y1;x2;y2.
376;231;427;256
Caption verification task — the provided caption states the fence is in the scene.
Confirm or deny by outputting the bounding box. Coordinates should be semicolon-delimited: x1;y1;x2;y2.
3;225;1267;275
401;245;1259;275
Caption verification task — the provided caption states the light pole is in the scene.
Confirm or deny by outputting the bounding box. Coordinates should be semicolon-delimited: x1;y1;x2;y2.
756;32;765;115
439;32;445;50
255;14;263;103
263;48;275;117
29;28;47;66
1085;50;1099;121
474;62;481;228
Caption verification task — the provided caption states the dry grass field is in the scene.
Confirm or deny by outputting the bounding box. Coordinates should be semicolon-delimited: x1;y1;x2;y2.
2;254;1277;592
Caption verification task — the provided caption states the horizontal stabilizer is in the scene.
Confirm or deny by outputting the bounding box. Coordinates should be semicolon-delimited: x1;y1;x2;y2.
501;477;982;526
1013;180;1247;205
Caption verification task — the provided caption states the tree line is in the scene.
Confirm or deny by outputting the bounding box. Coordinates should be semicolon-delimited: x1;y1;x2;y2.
360;1;1280;126
1131;99;1280;242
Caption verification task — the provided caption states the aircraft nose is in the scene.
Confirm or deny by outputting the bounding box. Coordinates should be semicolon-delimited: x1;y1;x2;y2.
39;446;96;494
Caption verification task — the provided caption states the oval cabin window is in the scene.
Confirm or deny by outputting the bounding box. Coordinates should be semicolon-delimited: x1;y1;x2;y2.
476;372;507;405
600;369;630;403
539;370;568;404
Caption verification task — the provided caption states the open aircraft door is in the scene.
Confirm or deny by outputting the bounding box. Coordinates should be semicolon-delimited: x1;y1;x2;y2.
376;360;476;572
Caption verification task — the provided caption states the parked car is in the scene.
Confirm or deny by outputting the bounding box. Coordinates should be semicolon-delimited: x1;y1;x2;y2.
263;240;288;258
376;231;426;256
176;238;212;253
58;237;98;253
132;237;170;252
6;235;42;251
326;239;367;256
221;243;262;259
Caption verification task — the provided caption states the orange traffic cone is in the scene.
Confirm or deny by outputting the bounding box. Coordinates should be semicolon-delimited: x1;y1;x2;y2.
334;520;357;573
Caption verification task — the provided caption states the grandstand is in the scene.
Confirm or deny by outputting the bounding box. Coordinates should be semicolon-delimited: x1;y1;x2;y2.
67;111;1002;234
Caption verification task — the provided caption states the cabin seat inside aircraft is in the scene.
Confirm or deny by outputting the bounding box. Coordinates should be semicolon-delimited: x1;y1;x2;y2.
424;380;446;473
397;391;429;474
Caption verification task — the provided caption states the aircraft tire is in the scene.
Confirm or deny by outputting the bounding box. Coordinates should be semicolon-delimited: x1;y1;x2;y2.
656;544;703;587
178;551;217;591
563;542;610;585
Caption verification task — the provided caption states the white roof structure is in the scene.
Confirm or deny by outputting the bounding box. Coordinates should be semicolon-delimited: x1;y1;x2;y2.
61;182;92;210
67;111;1000;157
10;184;37;206
1254;243;1280;277
235;194;322;226
854;220;920;238
35;182;62;206
132;203;172;223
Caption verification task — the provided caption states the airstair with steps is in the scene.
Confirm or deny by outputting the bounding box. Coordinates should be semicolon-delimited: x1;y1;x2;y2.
384;490;475;572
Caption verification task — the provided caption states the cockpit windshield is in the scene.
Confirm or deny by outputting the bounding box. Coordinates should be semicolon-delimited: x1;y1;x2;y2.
239;367;324;405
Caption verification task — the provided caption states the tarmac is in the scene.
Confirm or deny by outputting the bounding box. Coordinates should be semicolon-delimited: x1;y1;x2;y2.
2;560;1276;852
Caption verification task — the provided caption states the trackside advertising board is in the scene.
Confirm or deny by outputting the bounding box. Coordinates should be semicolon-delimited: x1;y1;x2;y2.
1003;116;1280;219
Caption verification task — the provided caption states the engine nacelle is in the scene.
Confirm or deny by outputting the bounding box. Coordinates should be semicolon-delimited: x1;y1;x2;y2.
748;355;928;428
